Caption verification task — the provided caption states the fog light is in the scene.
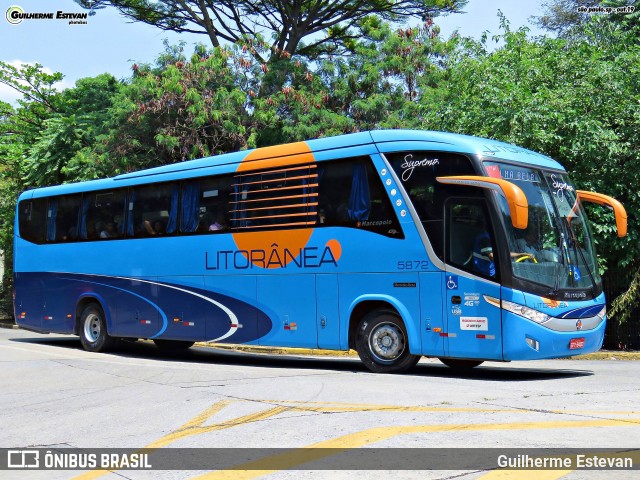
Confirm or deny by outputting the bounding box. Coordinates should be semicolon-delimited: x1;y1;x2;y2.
525;336;540;351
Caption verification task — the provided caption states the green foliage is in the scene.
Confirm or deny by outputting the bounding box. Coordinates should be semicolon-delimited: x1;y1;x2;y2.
82;44;256;175
610;268;640;324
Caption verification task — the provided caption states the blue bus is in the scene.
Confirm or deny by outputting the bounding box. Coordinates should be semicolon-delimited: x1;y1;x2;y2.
13;130;627;373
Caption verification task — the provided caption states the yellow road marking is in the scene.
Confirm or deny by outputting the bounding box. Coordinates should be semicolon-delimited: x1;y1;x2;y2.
72;398;640;480
194;417;640;480
261;400;640;416
73;400;290;480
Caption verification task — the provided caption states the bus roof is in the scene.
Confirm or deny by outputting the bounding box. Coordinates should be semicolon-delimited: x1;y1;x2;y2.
22;130;564;200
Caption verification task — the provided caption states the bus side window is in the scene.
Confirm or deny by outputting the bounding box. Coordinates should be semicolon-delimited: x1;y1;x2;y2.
46;195;81;243
317;157;403;238
180;176;232;234
128;183;179;238
18;199;47;244
81;190;126;240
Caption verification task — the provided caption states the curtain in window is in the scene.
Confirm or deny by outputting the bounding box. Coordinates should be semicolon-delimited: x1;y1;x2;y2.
166;184;179;234
80;195;91;239
181;182;200;233
348;161;371;221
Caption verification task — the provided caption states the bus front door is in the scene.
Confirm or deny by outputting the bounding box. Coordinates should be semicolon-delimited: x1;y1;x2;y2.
444;198;503;360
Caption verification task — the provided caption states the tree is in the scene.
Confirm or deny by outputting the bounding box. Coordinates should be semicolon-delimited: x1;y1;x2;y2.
74;0;465;62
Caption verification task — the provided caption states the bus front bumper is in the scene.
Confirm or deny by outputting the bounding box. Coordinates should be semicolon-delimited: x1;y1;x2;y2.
502;311;606;361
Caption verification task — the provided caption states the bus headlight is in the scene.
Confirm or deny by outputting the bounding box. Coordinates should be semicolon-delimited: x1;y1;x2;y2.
502;300;551;325
596;306;606;320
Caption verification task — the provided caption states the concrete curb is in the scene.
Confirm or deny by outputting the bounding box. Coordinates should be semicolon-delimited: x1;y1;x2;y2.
0;320;19;330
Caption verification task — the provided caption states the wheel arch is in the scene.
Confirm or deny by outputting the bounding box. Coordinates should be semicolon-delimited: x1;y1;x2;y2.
75;293;112;335
346;295;420;354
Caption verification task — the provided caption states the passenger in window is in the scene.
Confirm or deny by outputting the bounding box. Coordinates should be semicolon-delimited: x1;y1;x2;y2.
209;211;226;232
142;220;160;235
153;220;165;234
63;226;78;242
100;222;116;239
318;209;327;224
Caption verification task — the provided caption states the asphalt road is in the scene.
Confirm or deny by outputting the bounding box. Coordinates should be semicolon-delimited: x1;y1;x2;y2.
1;327;639;480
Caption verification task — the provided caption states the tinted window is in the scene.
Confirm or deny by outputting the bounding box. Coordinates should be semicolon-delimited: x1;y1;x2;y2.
81;190;126;240
387;152;476;257
317;157;402;238
47;195;81;242
127;183;179;237
224;157;402;237
181;175;233;234
18;199;47;244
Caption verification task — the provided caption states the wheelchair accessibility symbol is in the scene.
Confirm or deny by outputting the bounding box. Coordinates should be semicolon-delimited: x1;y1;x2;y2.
446;275;458;290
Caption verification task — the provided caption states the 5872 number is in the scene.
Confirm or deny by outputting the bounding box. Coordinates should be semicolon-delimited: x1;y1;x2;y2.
397;260;429;270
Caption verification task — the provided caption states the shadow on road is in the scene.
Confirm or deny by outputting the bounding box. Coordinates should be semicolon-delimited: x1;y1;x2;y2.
10;335;594;382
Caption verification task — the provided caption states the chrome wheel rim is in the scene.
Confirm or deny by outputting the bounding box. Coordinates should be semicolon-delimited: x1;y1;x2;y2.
368;322;405;364
84;313;101;343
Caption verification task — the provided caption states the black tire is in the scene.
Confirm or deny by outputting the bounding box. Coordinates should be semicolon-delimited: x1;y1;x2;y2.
79;304;116;352
355;310;420;373
153;339;195;351
439;358;484;369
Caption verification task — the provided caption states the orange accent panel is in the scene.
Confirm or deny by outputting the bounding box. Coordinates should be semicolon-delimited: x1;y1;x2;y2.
232;229;314;268
326;239;342;261
235;163;317;177
239;142;314;171
436;175;529;229
233;142;316;267
577;190;628;237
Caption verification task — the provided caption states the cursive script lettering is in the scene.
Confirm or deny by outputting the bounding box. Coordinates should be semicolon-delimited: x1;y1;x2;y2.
400;154;439;181
551;174;575;203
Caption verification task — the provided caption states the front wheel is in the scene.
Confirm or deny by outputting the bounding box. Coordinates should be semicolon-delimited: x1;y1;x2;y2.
79;304;117;352
439;358;484;369
355;310;420;373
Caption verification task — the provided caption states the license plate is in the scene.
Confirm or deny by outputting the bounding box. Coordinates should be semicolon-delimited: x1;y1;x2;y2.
569;338;585;350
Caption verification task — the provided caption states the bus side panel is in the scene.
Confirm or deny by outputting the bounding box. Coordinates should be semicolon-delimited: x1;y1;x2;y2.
339;273;422;354
256;274;317;349
204;275;258;344
112;277;160;338
42;276;85;333
14;272;45;332
419;272;445;356
157;276;207;341
316;274;340;350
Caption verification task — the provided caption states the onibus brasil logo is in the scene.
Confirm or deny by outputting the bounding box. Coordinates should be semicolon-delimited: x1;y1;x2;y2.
6;5;89;25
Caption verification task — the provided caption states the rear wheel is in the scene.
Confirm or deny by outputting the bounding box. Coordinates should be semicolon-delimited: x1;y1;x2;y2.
355;310;420;373
153;339;195;351
79;304;116;352
439;358;484;369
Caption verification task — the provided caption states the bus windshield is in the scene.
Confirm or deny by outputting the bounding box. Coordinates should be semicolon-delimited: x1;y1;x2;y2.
484;162;601;295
